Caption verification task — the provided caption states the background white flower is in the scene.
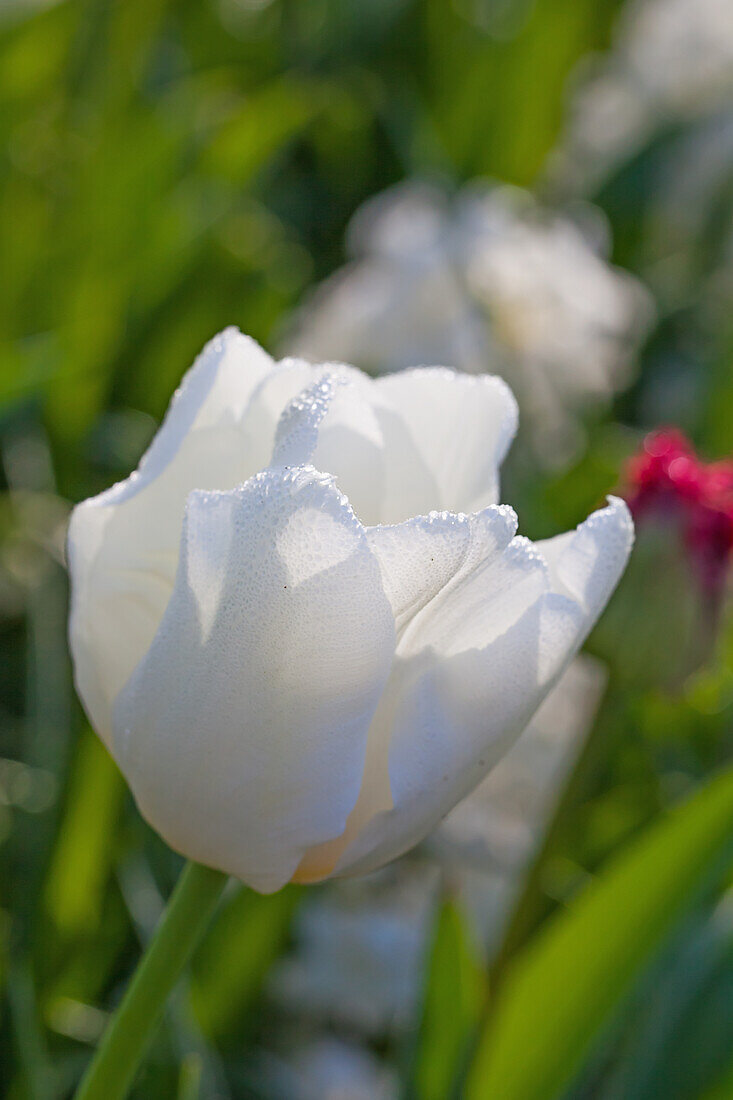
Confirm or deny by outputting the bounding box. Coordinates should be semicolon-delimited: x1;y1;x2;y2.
270;656;605;1037
271;863;435;1036
428;653;607;949
282;181;652;466
552;0;733;192
67;329;632;893
263;1037;400;1100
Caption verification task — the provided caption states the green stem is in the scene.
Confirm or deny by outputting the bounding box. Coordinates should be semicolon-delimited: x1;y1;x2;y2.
74;861;228;1100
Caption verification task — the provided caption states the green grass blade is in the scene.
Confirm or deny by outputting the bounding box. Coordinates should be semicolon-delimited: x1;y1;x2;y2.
414;893;487;1100
190;883;302;1040
467;765;733;1100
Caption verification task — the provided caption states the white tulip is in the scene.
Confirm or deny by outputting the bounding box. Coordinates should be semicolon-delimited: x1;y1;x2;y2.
67;328;633;893
282;181;653;467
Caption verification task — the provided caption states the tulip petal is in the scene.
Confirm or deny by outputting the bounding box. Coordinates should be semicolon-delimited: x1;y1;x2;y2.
272;370;387;526
294;505;529;881
112;466;396;893
271;374;345;468
272;365;443;527
537;495;634;622
366;512;473;634
366;505;517;634
67;329;275;747
333;594;584;878
375;368;518;516
329;498;632;879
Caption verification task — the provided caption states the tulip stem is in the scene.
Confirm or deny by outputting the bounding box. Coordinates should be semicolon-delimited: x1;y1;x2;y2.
73;860;228;1100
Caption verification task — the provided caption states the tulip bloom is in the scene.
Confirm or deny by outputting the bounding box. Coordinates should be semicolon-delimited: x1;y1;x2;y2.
68;329;632;893
625;428;733;602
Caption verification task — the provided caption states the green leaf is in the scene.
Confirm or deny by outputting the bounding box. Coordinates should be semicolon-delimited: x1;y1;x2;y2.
414;894;487;1100
200;76;324;185
45;729;124;938
701;1052;733;1100
588;890;733;1100
467;766;733;1100
6;957;54;1100
190;883;302;1039
424;0;620;183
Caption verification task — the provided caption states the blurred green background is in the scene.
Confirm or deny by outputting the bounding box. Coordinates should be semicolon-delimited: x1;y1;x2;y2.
1;1;732;1098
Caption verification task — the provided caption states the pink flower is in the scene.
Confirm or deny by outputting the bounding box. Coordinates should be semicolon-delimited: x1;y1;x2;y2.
625;429;733;598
